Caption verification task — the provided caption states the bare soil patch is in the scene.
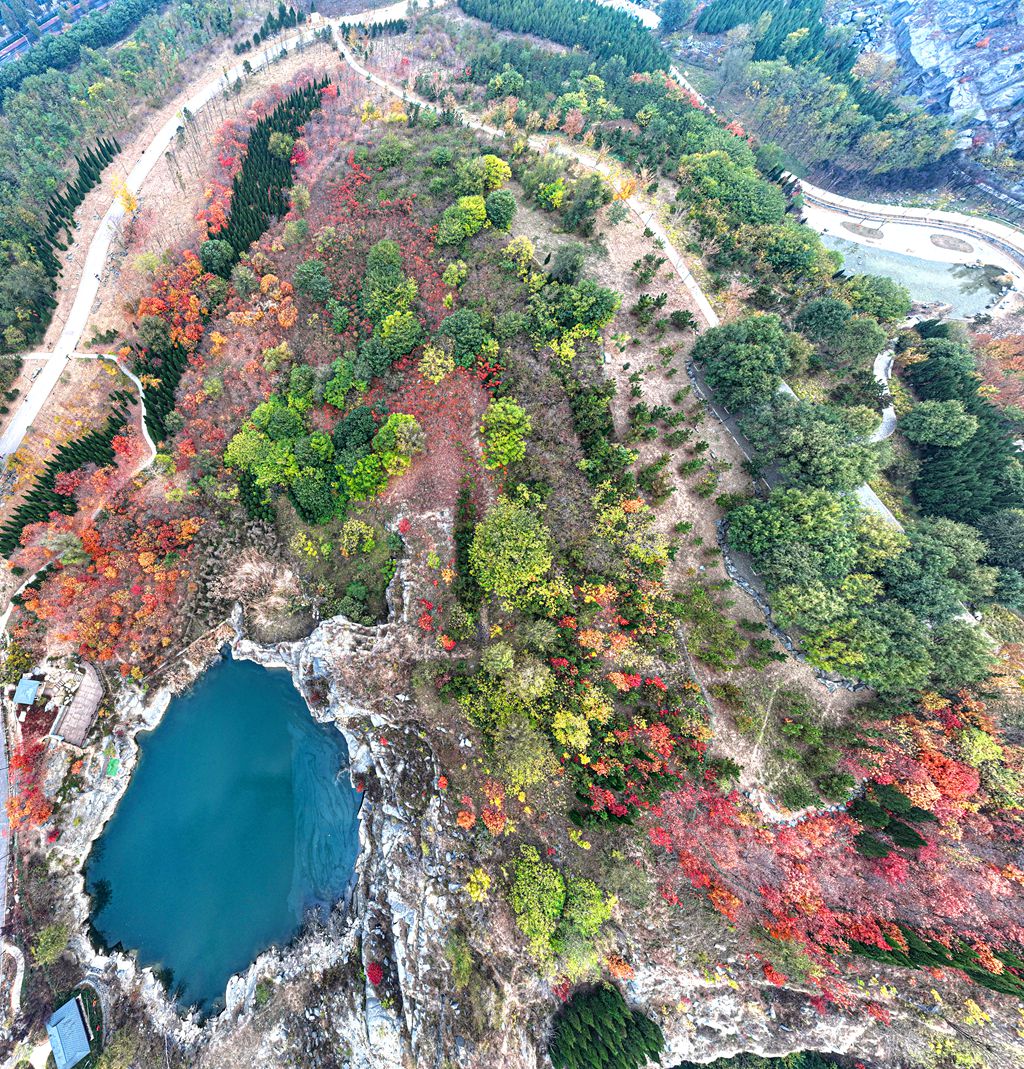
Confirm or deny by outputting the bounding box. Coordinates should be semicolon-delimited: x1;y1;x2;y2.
841;219;884;241
930;233;975;254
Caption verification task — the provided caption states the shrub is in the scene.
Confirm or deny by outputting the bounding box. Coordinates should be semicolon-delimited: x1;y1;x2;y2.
550;243;587;284
437;195;488;245
31;922;69;965
445;934;474;991
419;344;455;384
442;260;468;288
485;188;517;230
376;134;408;168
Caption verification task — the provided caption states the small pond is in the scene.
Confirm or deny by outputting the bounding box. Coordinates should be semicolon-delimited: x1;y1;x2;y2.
87;655;360;1012
820;234;1005;318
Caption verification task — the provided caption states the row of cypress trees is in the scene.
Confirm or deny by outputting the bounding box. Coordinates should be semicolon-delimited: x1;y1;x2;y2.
234;2;306;53
851;924;1024;1000
12;138;122;343
353;18;408;38
35;138;122;279
140;347;189;443
137;80;328;442
217;76;329;258
457;0;667;73
0;394;132;557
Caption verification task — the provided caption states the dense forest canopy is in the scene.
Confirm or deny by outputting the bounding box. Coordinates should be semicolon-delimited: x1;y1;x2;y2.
690;0;954;176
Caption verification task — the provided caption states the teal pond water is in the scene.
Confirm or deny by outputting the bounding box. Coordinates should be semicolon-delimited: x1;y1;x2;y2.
820;234;1004;318
86;656;360;1012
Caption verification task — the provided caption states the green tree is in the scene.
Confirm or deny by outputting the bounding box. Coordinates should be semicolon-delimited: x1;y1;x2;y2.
199;238;235;277
470;495;553;601
480;153;512;190
881;516;996;622
682;150;786;225
481;397;531;469
496;714;558;793
323;358;355;408
95;1032;140;1069
439;307;485;364
294;259;332;303
983;509;1024;573
376;133;407;168
728;486;861;585
268;130;294;159
901;399;978;447
437;195;488;245
380;309;422;357
741;396;882;491
844;273;911;321
928;618;995;689
508;844;567;961
659;0;694;32
692;313;799;411
795;296;852;344
835;315;887;369
2;641;34;685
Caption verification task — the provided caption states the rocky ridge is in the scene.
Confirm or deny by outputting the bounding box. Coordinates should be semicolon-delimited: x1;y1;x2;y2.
832;0;1024;160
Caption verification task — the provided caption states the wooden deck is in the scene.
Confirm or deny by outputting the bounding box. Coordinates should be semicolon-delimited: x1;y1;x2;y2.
56;664;102;748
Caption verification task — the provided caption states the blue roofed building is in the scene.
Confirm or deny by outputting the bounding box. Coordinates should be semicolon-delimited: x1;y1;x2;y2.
12;676;40;707
46;997;92;1069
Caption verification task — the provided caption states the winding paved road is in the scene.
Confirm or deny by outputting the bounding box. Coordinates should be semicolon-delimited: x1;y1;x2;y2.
661;31;1024;300
0;3;416;463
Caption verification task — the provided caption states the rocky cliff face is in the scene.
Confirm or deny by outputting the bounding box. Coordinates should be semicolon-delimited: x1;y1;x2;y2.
832;0;1024;162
